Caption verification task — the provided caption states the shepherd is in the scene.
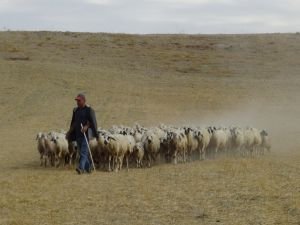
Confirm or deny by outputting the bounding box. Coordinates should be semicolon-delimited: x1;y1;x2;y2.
66;93;99;174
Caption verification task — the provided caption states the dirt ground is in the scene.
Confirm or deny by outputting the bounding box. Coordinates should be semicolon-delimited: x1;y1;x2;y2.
0;31;299;225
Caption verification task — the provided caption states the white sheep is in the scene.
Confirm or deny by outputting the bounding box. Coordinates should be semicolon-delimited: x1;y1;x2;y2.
133;142;144;168
51;132;69;168
184;127;199;161
209;128;227;158
194;128;211;160
44;134;56;167
104;134;130;172
68;141;78;166
129;128;143;143
124;134;136;170
97;131;110;170
223;127;233;154
142;131;161;167
243;127;263;156
39;124;270;170
231;127;245;155
260;130;271;155
169;130;188;164
242;127;256;156
36;132;47;166
89;138;100;167
252;128;262;156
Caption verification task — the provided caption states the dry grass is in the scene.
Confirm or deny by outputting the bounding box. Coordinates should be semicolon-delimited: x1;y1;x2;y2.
0;31;299;225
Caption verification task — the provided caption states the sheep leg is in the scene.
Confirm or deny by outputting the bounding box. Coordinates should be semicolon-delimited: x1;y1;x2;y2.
120;156;124;171
108;155;112;172
51;154;55;167
250;147;254;158
147;153;151;167
117;156;123;172
137;159;141;168
44;155;47;167
259;146;263;156
190;149;193;162
213;147;217;159
55;156;60;168
40;154;43;166
126;155;129;171
187;148;190;162
62;155;65;168
113;156;118;172
113;156;117;171
58;158;62;168
115;156;121;172
60;156;64;168
173;151;177;164
241;146;246;157
261;147;265;156
149;154;152;167
68;153;72;167
114;157;117;172
69;154;73;167
202;146;206;160
237;147;241;157
140;159;143;168
198;147;202;160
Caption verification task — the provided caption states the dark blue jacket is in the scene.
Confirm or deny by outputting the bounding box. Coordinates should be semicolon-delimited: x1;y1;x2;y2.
68;105;99;141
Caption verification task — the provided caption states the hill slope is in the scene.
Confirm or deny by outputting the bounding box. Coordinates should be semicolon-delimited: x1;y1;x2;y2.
0;32;299;225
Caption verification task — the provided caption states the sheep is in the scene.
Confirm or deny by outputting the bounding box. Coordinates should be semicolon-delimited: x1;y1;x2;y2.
112;127;136;169
169;130;188;164
104;134;130;172
39;124;270;170
134;123;147;133
194;128;211;160
184;127;199;161
260;130;271;155
252;128;262;156
36;132;47;166
67;141;78;166
108;125;123;134
89;138;100;167
159;132;172;163
152;127;166;140
223;127;233;154
129;128;143;143
44;134;56;167
243;127;256;156
133;142;144;168
51;133;69;168
209;128;227;158
124;134;136;170
96;130;110;170
243;127;262;156
142;131;161;167
103;135;118;172
231;127;245;156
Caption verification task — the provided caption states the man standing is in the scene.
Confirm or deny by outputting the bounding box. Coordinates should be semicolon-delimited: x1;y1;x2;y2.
67;93;99;174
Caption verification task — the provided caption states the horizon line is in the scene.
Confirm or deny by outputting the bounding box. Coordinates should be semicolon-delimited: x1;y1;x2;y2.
1;29;299;36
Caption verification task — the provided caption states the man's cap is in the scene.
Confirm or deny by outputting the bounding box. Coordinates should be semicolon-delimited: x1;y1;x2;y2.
75;93;86;101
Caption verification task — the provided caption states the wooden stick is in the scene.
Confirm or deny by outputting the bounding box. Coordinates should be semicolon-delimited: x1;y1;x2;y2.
81;123;96;172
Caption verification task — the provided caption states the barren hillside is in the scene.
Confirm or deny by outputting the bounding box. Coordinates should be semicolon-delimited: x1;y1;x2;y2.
0;32;299;225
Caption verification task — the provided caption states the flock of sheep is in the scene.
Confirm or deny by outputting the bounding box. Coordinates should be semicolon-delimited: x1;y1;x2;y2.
36;124;271;172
